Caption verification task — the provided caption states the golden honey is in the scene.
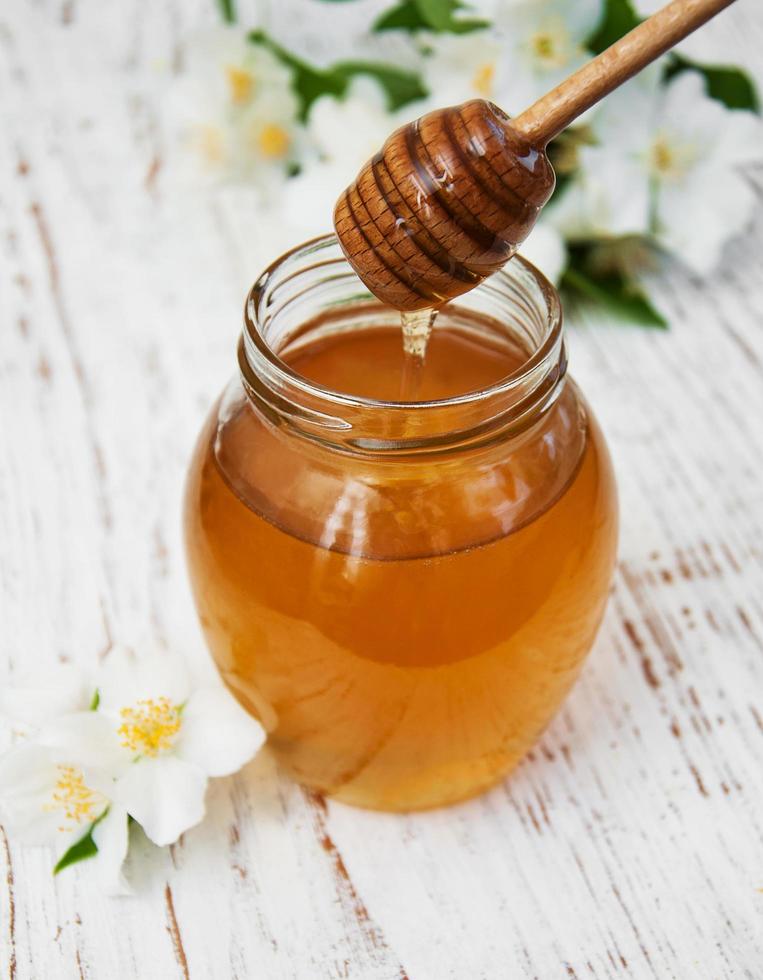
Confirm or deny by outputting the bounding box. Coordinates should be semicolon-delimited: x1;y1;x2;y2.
184;238;618;811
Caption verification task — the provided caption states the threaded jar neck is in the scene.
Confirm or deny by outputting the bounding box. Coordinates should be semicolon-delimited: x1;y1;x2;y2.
240;234;566;456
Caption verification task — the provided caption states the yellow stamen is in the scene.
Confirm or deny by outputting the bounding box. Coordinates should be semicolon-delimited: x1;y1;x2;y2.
648;136;695;180
532;32;555;60
255;123;290;160
118;697;181;757
651;138;674;174
529;19;571;69
472;62;495;97
226;65;255;105
45;766;103;832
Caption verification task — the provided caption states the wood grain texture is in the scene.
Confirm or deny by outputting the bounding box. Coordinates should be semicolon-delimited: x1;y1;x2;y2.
1;1;763;978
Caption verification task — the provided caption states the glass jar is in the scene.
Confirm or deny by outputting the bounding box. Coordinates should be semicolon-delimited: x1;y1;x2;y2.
184;235;618;811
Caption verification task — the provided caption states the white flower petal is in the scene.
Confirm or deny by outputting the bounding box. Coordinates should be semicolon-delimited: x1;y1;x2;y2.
90;646;143;710
181;27;290;115
96;645;191;714
306;77;410;183
544;177;590;239
0;664;92;730
630;70;763;271
659;71;763;168
657;167;757;274
0;743;108;849
587;68;662;150
175;686;266;778
546;153;650;241
584;149;651;236
166;27;302;192
491;0;604;111
0;742;58;798
112;756;207;847
0;744;64;844
282;162;347;241
420;32;504;108
548;0;603;44
519;222;567;283
714;108;763;167
91;805;131;896
659;71;723;157
498;0;600;43
38;712;126;772
655;71;763;168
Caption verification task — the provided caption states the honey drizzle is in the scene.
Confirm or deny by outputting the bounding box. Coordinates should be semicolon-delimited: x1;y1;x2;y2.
399;308;437;401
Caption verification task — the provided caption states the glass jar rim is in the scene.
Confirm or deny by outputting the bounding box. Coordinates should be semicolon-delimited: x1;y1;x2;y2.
243;233;563;412
239;234;566;454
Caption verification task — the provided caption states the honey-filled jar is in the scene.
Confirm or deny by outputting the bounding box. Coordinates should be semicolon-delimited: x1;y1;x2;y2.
184;235;618;811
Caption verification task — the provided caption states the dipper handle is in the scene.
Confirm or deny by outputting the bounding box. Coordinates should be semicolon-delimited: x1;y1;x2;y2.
513;0;737;146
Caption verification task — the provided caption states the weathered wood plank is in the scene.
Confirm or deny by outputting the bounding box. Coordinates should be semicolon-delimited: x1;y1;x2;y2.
1;1;762;978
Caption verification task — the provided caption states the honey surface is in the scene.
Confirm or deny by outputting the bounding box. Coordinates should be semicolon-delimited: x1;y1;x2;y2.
285;323;523;400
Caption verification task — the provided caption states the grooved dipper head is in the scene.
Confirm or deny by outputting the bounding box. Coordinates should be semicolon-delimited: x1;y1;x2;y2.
334;99;556;311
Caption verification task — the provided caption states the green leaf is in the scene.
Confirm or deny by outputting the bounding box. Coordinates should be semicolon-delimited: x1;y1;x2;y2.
586;0;641;55
374;0;488;34
417;0;489;32
53;809;110;875
89;688;100;711
561;266;667;329
335;61;428;110
374;1;427;32
417;0;455;29
248;33;344;120
54;831;98;874
217;0;236;25
249;30;428;119
665;55;759;111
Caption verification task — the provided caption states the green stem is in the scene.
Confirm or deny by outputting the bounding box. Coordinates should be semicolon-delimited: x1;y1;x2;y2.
217;0;236;24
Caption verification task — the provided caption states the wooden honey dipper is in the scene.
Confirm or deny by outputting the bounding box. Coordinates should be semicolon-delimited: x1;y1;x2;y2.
334;0;736;311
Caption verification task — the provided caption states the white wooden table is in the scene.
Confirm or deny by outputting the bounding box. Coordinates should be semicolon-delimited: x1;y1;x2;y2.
2;3;762;977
